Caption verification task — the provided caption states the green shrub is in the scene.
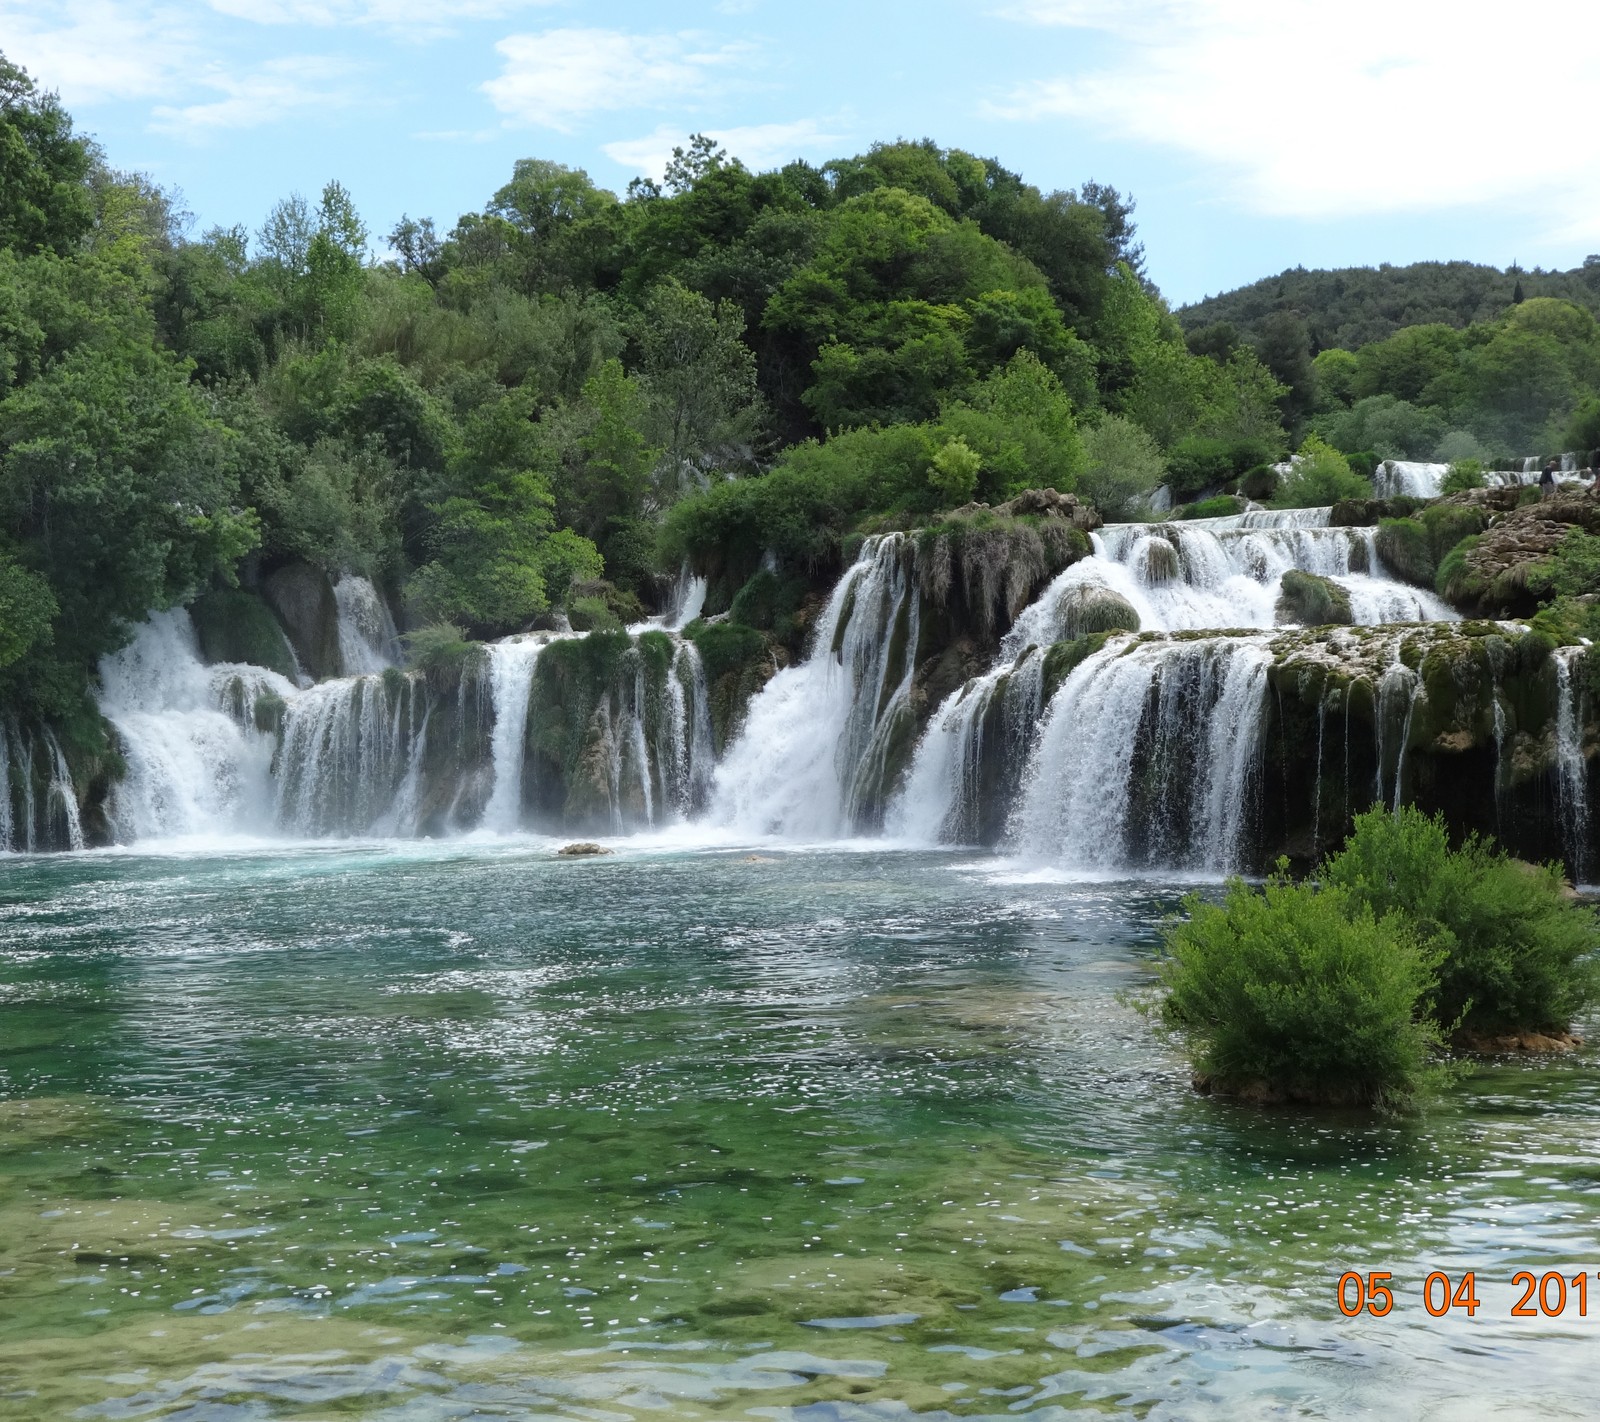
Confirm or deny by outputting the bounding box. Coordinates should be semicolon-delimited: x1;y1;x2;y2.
1343;449;1379;479
1237;464;1279;501
1441;458;1486;493
1273;435;1372;508
1374;517;1435;587
1322;806;1600;1040
403;622;484;679
1078;415;1167;519
1160;869;1442;1108
928;437;982;503
728;568;811;652
1165;436;1235;498
567;596;622;633
1175;494;1244;520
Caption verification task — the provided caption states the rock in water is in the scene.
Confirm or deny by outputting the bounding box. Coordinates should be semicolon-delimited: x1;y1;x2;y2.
557;842;612;857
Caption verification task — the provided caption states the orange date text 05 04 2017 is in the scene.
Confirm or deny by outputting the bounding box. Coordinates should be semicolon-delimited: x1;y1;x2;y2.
1337;1270;1592;1318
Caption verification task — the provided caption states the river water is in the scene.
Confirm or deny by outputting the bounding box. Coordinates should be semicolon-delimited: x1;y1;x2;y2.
2;839;1597;1419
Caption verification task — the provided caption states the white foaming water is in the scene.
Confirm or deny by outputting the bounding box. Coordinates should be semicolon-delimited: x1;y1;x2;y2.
664;565;708;632
0;722;12;852
99;611;295;842
333;575;401;676
1009;634;1274;873
711;535;916;838
1553;646;1591;882
275;672;428;838
1010;511;1454;640
1375;460;1448;498
480;637;546;833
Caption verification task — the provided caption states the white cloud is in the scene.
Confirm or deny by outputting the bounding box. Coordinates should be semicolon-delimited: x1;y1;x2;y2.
205;0;555;38
602;119;844;179
483;28;751;131
150;56;360;138
990;0;1600;226
0;0;195;104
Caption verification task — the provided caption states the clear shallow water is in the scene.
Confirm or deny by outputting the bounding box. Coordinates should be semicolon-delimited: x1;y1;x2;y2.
1;843;1598;1420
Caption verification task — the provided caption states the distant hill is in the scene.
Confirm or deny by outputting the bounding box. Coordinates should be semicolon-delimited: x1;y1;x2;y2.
1178;259;1600;352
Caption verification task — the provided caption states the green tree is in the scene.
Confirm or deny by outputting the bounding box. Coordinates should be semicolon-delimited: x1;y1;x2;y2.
1078;414;1165;517
0;54;93;256
637;278;761;490
1273;433;1370;507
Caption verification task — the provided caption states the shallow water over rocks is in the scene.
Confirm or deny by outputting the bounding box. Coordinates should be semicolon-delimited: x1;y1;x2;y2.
1;842;1597;1419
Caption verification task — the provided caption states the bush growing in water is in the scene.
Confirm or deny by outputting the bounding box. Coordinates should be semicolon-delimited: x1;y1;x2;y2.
1322;807;1600;1042
1159;807;1600;1108
1160;869;1442;1108
1272;435;1372;508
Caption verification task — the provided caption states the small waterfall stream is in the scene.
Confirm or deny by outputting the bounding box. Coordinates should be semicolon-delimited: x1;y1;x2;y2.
481;638;547;833
333;575;401;675
1554;647;1591;882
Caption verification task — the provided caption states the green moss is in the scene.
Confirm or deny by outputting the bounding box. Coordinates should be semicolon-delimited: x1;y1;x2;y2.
1276;570;1353;627
729;568;811;654
1435;534;1486;605
685;621;775;753
252;690;287;736
1374;518;1435;588
187;590;299;679
1041;632;1114;704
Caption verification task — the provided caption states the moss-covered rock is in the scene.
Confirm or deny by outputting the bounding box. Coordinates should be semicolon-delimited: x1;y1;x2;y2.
1375;517;1435;587
683;620;778;756
1041;632;1116;705
188;589;300;680
262;562;341;680
1275;570;1353;627
914;507;1090;641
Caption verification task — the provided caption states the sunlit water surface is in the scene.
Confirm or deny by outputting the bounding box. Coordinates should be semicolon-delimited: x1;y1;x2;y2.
1;840;1597;1420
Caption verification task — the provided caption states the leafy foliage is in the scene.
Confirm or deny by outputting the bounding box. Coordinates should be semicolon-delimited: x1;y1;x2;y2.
1322;806;1600;1038
1160;869;1442;1108
1272;435;1371;507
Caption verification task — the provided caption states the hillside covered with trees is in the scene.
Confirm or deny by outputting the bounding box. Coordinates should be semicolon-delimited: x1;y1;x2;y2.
1180;258;1600;351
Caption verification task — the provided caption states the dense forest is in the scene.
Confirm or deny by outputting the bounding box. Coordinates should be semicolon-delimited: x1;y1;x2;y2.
1181;258;1600;350
4;49;1600;771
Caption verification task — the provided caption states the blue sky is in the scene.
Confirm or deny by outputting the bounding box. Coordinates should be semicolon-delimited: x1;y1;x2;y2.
6;0;1598;306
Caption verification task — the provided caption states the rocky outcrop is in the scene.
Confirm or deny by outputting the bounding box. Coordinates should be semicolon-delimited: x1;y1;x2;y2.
1437;490;1600;615
262;563;341;681
1276;570;1352;626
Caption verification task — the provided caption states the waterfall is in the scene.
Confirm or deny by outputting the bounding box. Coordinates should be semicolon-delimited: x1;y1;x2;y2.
674;642;715;817
1008;512;1458;636
480;637;545;833
99;610;295;842
1010;635;1274;873
664;565;708;632
274;672;429;838
1374;657;1419;811
1553;647;1591;883
887;649;1043;845
44;731;85;851
0;722;12;852
711;535;917;838
1375;461;1448;498
333;575;401;675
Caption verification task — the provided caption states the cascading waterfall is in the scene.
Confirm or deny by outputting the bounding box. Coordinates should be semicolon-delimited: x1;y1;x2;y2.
886;650;1043;846
333;575;401;675
1010;635;1274;873
99;610;295;842
0;722;12;852
481;637;546;833
674;642;715;817
888;508;1455;848
711;535;917;837
1374;460;1448;498
274;672;430;838
1553;647;1591;882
